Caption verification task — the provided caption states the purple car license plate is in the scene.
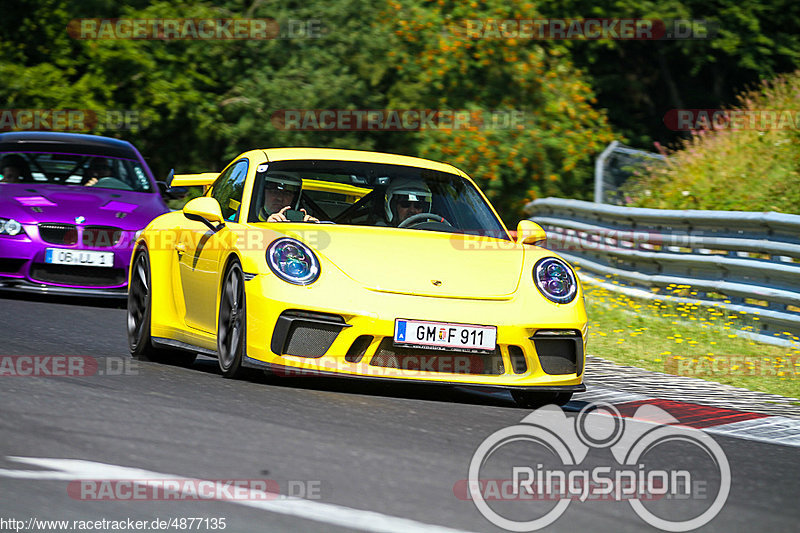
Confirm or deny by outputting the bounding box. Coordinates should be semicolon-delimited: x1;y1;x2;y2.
45;248;114;268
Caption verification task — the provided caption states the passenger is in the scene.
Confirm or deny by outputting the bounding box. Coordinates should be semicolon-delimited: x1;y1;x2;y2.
384;178;433;226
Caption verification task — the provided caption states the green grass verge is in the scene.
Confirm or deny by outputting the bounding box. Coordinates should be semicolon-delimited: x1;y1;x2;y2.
624;71;800;214
584;280;800;401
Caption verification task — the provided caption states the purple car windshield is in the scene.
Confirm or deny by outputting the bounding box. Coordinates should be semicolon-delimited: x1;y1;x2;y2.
0;151;152;192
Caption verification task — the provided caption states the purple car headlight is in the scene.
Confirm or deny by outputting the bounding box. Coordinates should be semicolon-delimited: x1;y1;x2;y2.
267;238;320;285
534;257;577;304
0;218;23;236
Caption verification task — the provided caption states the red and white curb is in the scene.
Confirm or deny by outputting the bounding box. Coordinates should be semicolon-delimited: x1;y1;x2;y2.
574;386;800;447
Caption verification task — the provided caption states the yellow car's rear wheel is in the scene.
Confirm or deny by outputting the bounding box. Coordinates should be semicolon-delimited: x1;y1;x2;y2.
218;260;248;378
128;248;195;366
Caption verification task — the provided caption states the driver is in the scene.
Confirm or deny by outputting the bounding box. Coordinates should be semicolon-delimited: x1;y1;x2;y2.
384;178;433;226
0;154;32;183
258;172;318;222
84;158;113;186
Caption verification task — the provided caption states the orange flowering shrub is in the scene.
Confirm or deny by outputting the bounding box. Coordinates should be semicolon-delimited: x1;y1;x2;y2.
381;0;615;223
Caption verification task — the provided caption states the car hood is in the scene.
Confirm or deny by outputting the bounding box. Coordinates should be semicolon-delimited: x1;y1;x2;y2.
286;226;524;299
0;183;167;230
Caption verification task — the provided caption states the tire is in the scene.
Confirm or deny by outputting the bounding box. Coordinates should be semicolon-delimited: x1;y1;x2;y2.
127;248;196;366
511;390;574;409
217;260;248;378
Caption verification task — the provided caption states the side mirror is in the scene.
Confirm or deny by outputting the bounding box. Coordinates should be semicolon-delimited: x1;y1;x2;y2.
157;181;186;199
516;220;547;246
183;197;225;231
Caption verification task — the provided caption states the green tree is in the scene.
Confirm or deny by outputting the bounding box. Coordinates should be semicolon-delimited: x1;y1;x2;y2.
382;0;615;223
537;0;800;147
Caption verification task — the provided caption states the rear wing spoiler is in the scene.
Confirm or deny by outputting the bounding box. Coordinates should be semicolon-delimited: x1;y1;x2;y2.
165;169;218;188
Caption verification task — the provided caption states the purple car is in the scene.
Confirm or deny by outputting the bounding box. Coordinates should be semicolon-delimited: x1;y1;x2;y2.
0;132;169;297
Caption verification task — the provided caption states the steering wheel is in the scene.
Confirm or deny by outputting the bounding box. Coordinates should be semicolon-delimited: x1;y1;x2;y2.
398;212;453;228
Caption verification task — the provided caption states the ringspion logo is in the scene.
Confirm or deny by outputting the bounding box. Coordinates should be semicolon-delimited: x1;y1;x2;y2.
465;402;730;531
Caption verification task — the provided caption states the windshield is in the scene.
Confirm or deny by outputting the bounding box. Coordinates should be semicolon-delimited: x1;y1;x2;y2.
249;160;509;238
0;151;153;192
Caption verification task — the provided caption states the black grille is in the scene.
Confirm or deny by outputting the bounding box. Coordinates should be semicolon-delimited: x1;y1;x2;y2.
508;345;528;374
38;223;78;245
271;310;348;357
532;334;583;375
0;258;25;273
82;226;122;247
29;264;126;287
371;338;504;375
284;323;341;357
345;335;373;363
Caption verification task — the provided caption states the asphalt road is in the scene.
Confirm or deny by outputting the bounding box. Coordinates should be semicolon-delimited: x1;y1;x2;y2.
0;293;798;533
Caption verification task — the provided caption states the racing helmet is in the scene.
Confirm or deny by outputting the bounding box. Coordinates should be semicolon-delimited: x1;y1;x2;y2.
384;178;432;224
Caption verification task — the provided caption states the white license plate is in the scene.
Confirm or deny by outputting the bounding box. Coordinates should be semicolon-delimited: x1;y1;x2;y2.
394;319;497;352
45;248;114;268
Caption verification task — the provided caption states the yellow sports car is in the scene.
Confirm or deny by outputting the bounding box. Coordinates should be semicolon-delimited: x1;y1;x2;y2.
127;148;586;407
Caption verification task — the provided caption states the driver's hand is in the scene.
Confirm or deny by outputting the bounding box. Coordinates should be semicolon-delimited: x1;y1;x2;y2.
300;208;319;223
85;177;98;187
266;206;290;222
266;207;320;223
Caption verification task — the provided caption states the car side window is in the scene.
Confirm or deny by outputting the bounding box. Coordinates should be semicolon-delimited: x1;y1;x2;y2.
210;159;248;222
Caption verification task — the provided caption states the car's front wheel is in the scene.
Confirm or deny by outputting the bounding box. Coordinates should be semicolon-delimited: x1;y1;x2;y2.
128;248;196;366
218;259;248;378
511;390;573;409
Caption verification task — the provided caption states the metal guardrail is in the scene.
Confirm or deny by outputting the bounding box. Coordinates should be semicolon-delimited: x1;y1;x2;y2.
594;140;665;204
524;198;800;344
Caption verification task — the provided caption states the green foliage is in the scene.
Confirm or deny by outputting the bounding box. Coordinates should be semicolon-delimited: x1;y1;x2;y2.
537;0;800;147
384;0;614;223
2;0;799;220
220;0;395;159
624;71;800;213
584;281;800;399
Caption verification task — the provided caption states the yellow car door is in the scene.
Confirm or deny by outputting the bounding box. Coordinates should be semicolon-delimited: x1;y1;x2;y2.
178;159;249;333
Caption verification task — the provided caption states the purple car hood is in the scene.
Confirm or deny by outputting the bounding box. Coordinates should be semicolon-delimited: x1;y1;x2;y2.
0;183;168;231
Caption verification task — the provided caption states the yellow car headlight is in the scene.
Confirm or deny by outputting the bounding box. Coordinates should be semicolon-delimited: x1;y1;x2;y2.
267;237;320;285
534;257;577;304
